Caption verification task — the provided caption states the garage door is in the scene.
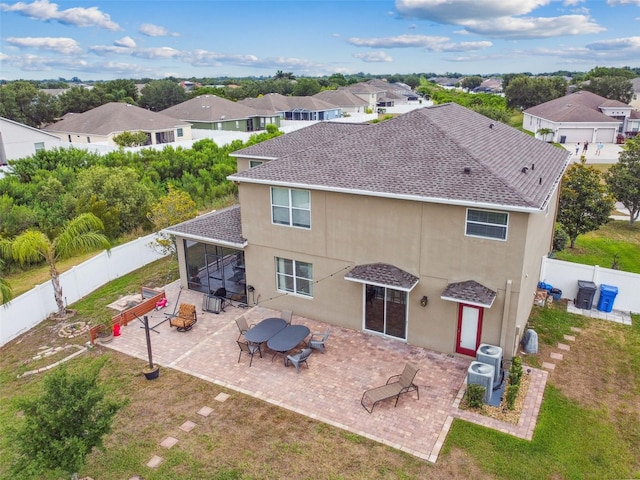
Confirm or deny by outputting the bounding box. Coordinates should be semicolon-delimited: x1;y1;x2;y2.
558;128;592;144
596;128;616;143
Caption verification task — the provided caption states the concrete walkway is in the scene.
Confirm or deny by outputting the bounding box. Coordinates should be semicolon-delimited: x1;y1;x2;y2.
561;142;622;164
102;281;547;462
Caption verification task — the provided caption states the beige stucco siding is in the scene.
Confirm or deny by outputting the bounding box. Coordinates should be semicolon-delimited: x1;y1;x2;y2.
237;182;555;357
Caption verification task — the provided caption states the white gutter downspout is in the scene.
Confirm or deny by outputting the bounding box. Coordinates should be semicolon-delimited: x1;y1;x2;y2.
500;279;512;359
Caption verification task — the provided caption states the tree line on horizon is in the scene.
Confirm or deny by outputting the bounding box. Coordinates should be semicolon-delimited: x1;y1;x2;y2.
1;66;637;128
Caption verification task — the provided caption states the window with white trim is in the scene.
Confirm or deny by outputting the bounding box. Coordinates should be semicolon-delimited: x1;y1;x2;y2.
271;187;310;228
249;160;263;168
275;257;313;297
177;128;183;137
34;142;45;152
466;209;508;240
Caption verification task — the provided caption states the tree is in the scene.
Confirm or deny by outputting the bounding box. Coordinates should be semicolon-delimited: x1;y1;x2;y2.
0;259;11;305
505;76;566;110
557;158;615;248
536;127;554;142
138;80;187;111
112;130;149;147
58;86;103;115
581;76;634;103
0;81;60;127
292;77;321;96
461;76;483;91
604;135;640;225
147;185;198;256
10;358;122;480
2;213;110;316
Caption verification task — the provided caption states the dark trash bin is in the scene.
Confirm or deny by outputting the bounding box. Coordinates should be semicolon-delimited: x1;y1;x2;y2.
576;280;597;310
550;288;562;301
597;284;618;313
559;135;567;144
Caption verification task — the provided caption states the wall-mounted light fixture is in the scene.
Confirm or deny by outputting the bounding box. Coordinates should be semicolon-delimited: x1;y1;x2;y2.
247;285;255;292
420;295;429;307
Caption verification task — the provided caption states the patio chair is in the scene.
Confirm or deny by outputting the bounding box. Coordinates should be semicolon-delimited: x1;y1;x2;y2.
235;315;255;335
237;340;262;367
360;362;420;413
307;328;330;353
285;348;312;373
169;303;197;332
281;309;293;325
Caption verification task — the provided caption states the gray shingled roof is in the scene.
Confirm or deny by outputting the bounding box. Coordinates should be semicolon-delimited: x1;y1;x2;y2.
240;93;338;113
44;102;188;135
312;90;369;108
160;95;261;122
345;263;419;291
441;280;497;307
231;122;369;159
163;205;245;247
340;83;384;94
230;103;570;211
524;91;624;123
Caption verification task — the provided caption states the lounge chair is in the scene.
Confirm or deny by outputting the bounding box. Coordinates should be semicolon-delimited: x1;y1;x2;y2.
307;328;330;353
169;303;197;332
360;363;419;413
285;348;312;373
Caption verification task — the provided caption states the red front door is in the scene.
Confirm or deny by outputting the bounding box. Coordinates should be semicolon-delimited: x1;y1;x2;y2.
456;304;483;356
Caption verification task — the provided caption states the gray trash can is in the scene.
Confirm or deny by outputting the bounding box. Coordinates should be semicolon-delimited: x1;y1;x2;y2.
576;280;597;310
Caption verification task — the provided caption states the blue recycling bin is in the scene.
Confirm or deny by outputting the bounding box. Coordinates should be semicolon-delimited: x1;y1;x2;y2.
597;284;618;313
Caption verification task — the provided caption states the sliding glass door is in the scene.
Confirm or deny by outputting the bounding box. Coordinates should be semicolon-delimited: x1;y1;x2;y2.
364;284;407;340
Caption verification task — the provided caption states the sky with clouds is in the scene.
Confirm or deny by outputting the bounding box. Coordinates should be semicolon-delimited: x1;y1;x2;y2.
1;0;639;81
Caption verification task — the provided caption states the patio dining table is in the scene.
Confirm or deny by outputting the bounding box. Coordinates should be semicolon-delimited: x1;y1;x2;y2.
267;325;311;365
243;317;287;344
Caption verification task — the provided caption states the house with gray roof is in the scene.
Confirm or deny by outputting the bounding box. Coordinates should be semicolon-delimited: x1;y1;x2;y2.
1;117;62;169
239;93;342;121
164;103;569;360
312;90;369;114
160;94;280;132
44;102;192;146
338;83;385;111
523;90;640;144
630;77;640;111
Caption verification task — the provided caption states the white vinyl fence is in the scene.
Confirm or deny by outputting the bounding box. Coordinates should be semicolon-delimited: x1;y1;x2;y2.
540;256;640;314
0;234;168;347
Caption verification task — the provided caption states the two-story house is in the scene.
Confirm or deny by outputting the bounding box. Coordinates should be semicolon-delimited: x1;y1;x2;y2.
165;104;569;360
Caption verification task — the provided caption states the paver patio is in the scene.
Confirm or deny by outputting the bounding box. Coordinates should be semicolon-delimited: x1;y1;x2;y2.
103;280;546;462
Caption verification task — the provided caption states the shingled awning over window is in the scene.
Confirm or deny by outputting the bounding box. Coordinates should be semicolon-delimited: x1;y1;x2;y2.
441;280;497;308
345;263;419;292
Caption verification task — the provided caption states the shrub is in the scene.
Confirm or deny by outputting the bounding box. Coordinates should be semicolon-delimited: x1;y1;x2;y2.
466;384;485;409
509;356;523;386
553;222;569;252
505;383;519;410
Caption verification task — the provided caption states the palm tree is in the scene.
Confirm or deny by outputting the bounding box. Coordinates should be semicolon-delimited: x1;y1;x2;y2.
536;128;554;142
4;213;110;317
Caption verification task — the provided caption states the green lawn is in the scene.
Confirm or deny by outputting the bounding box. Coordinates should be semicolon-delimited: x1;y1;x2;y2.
554;220;640;273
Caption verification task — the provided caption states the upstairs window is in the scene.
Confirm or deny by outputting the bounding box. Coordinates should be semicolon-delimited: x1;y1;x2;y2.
34;142;45;152
466;209;508;240
275;257;313;297
271;187;310;228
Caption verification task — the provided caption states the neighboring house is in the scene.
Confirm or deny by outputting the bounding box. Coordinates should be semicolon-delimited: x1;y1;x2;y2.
523;90;640;144
239;93;342;121
43;102;192;146
161;95;280;132
630;78;640;111
164;103;570;361
365;78;419;102
312;90;369;114
338;83;386;111
473;78;503;94
0;117;62;166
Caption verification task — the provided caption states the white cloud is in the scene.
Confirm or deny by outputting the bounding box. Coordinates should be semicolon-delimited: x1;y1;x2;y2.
139;23;179;37
0;0;120;30
114;36;136;48
607;0;640;5
132;47;181;59
347;34;491;52
5;36;82;54
354;51;394;63
394;0;605;39
4;53;88;71
88;45;132;56
348;34;450;48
